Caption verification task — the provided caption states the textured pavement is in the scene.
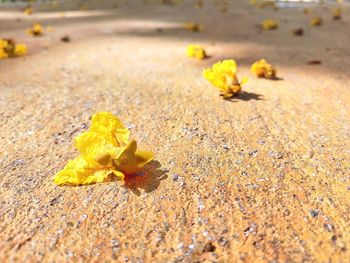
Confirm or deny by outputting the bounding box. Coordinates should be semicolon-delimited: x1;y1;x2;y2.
1;1;350;262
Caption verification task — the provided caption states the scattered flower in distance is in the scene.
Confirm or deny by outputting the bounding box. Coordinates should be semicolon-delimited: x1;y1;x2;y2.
27;23;44;36
186;44;206;60
310;17;322;26
184;22;204;32
251;59;277;79
203;59;248;98
0;39;27;59
262;19;278;30
333;8;341;20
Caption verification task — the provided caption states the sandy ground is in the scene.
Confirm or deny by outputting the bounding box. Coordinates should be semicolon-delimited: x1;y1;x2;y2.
1;0;350;262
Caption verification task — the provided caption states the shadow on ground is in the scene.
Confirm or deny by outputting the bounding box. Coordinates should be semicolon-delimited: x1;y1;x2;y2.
123;160;168;196
223;91;264;102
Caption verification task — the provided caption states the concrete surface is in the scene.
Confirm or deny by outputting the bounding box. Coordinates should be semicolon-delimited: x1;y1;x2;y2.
0;0;350;262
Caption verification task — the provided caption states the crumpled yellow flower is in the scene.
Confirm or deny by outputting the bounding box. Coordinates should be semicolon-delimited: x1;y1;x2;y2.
262;19;278;30
0;40;9;59
24;7;33;15
0;39;27;59
54;112;154;186
184;22;204;32
310;17;322;26
251;59;276;79
14;44;27;56
203;59;248;98
27;23;44;36
186;44;206;60
333;8;341;20
0;49;8;59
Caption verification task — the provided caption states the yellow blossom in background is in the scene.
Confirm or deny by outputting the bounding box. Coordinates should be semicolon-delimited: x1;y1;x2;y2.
24;6;33;15
0;39;27;59
184;22;204;32
251;59;276;79
195;0;203;9
333;8;341;20
27;23;44;36
310;17;322;26
262;19;278;30
186;44;206;60
14;44;27;56
0;49;8;59
203;59;248;98
54;112;154;186
303;8;310;14
0;39;8;50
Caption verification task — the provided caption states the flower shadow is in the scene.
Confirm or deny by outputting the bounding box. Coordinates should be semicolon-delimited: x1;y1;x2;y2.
223;91;264;102
122;160;168;196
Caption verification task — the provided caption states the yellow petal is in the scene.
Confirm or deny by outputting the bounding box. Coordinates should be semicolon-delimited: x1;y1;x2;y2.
90;112;130;146
14;44;27;56
113;140;154;175
54;156;124;185
135;150;155;167
240;76;248;85
251;59;276;79
0;39;8;49
74;131;113;157
203;59;242;95
262;19;278;30
0;49;8;59
186;44;206;60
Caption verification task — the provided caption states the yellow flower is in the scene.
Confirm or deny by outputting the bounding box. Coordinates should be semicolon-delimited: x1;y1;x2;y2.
24;7;33;15
0;49;8;59
54;112;154;186
195;0;203;9
333;8;341;20
14;44;27;56
27;23;44;36
303;8;309;14
0;39;8;50
310;17;322;26
262;19;278;30
186;44;206;60
0;39;27;58
184;22;204;32
203;59;248;98
251;59;276;79
89;111;130;146
0;39;9;59
54;155;124;185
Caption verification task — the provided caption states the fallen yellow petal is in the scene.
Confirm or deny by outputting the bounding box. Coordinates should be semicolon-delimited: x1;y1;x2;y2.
184;22;204;32
203;59;247;98
112;140;154;175
262;19;278;30
333;8;341;20
27;23;44;36
54;156;124;185
14;44;27;56
310;17;322;26
54;112;154;186
251;59;277;79
186;44;206;60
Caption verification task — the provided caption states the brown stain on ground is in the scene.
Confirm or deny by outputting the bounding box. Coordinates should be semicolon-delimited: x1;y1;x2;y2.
0;0;350;262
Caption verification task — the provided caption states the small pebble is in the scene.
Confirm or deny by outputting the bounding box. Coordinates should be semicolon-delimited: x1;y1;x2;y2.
309;210;318;218
202;242;216;252
172;173;179;181
61;35;71;42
